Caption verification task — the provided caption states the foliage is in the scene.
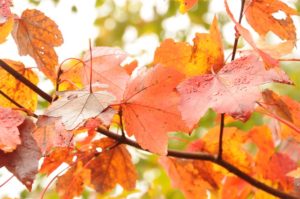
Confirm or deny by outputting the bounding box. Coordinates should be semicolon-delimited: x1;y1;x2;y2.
0;0;300;198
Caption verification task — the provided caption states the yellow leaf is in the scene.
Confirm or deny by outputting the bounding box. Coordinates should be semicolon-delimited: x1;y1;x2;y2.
0;16;13;44
154;16;224;76
0;59;39;111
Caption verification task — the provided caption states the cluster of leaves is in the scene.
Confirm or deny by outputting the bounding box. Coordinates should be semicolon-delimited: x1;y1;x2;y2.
0;0;300;198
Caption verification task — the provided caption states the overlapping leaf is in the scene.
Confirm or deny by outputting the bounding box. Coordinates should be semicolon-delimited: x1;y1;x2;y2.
33;116;73;154
0;107;24;152
82;47;130;101
121;65;189;154
177;54;291;128
244;0;297;41
12;9;63;79
0;59;38;111
160;157;221;199
56;161;91;199
44;89;116;130
88;138;137;193
154;16;224;76
0;118;41;190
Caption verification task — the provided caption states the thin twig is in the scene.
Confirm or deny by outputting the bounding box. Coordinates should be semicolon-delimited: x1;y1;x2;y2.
218;0;246;160
0;59;53;103
97;127;298;199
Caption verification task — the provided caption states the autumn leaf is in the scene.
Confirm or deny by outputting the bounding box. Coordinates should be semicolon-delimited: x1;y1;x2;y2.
0;107;24;152
261;89;293;122
12;9;63;79
249;126;297;191
56;161;91;199
39;147;74;176
44;89;116;130
88;138;137;193
0;16;13;44
189;127;252;173
0;59;38;111
177;54;292;128
0;118;41;191
221;177;252;199
244;0;297;41
178;0;198;13
33;116;73;154
160;157;221;199
58;59;85;91
121;65;189;154
82;47;130;101
154;16;224;76
224;0;280;68
0;0;12;22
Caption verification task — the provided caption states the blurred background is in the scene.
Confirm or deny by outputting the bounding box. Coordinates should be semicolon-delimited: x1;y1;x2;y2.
0;0;300;198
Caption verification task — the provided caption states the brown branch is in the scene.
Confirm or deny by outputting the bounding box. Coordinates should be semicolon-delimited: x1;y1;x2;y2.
97;127;298;199
0;59;53;103
0;90;38;118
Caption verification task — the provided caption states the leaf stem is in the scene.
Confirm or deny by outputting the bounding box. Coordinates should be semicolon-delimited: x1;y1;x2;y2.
218;0;246;160
0;59;53;103
97;127;298;199
89;39;93;93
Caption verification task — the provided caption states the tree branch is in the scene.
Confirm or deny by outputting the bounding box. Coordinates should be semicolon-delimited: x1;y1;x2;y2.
0;59;53;103
97;127;298;199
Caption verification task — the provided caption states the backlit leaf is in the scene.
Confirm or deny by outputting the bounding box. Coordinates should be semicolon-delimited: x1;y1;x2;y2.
0;59;38;111
245;0;297;41
121;65;189;154
45;89;116;130
82;47;130;101
177;54;291;128
0;16;13;44
12;9;63;79
88;138;137;193
154;16;224;76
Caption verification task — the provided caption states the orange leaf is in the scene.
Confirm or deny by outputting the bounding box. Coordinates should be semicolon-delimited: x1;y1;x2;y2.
56;161;91;199
0;59;39;111
245;0;297;41
12;9;63;79
224;0;279;68
88;138;137;193
190;127;252;173
39;147;74;176
154;16;224;76
160;157;221;199
121;65;189;154
58;59;85;91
